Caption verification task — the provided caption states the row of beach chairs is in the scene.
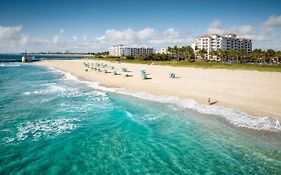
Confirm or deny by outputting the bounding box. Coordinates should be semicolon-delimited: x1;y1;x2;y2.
83;62;132;77
83;62;176;79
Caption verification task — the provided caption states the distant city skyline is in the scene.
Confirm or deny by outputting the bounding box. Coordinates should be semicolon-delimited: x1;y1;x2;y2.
0;0;281;53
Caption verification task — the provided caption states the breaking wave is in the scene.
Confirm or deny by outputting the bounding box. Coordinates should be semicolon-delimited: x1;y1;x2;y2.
23;84;67;95
0;63;22;67
3;117;80;143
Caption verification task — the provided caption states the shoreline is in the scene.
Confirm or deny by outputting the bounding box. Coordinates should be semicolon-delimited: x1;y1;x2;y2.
35;59;281;121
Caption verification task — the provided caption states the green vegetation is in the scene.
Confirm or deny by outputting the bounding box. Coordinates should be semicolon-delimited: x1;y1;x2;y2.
86;57;281;72
86;46;281;72
194;48;281;64
87;51;109;58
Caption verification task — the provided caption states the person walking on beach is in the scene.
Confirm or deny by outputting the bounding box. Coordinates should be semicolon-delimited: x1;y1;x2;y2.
208;98;211;105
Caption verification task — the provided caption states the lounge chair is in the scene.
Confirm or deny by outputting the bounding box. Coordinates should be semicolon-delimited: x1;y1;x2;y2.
169;73;176;78
142;74;148;80
121;67;127;72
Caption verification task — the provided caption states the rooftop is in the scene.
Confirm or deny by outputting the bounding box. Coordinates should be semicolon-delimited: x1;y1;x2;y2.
196;33;251;41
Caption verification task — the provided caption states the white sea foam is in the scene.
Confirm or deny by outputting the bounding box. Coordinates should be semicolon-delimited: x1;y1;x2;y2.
23;82;83;97
125;111;159;121
118;91;281;131
142;114;159;121
125;111;133;119
23;84;66;95
15;117;80;141
0;63;21;67
2;137;15;143
38;82;56;87
48;67;281;132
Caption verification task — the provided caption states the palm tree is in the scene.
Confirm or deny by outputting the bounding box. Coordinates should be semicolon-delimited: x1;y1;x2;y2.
198;48;207;61
252;49;265;63
218;49;228;63
173;46;180;61
210;49;218;62
239;49;248;63
167;46;175;61
228;50;236;63
194;46;199;61
276;51;281;64
182;46;195;62
188;46;195;61
265;49;276;63
231;50;243;64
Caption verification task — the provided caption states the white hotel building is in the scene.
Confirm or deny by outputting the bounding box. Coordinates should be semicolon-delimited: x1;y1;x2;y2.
192;33;252;60
109;45;155;56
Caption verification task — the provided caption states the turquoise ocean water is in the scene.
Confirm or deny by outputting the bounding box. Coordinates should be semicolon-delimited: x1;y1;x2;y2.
0;62;281;174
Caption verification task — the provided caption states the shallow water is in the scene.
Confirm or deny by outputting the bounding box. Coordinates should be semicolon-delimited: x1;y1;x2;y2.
0;63;280;174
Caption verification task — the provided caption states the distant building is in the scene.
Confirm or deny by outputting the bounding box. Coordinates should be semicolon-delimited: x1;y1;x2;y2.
159;48;168;54
109;45;155;56
193;33;252;61
108;45;124;56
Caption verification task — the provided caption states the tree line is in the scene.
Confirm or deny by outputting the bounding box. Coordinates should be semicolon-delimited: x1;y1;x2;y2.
196;48;280;64
122;46;281;64
126;46;195;62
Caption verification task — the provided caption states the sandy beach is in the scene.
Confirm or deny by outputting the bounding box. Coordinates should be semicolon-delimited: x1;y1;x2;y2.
36;59;281;119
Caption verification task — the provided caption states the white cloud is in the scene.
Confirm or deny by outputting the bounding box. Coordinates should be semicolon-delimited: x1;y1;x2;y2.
207;19;224;35
1;22;280;52
207;20;267;41
163;28;179;37
238;34;269;41
97;27;190;49
20;35;29;45
207;20;255;36
52;29;66;44
96;36;106;41
104;28;136;41
72;35;77;41
82;35;88;41
234;25;254;34
205;18;281;50
0;25;22;41
262;15;281;30
138;28;155;40
0;25;54;52
52;35;60;44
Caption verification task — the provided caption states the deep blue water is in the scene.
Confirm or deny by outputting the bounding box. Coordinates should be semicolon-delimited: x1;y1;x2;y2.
0;54;85;62
0;62;280;174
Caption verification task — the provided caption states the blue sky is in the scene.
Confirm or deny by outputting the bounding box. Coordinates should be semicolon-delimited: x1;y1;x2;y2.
0;0;281;52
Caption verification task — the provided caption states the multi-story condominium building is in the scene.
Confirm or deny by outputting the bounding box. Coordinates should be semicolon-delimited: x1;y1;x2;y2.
109;45;155;56
108;44;125;56
193;33;252;61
